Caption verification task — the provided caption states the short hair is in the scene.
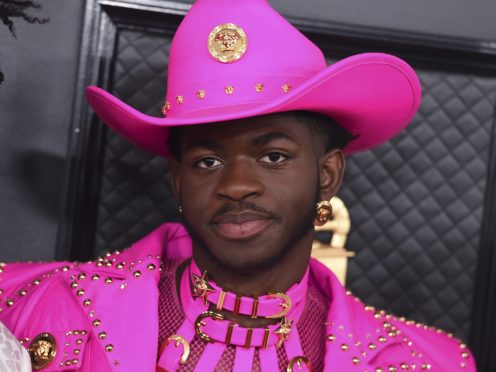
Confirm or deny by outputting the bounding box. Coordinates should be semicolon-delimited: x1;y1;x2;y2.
167;110;355;159
290;110;356;152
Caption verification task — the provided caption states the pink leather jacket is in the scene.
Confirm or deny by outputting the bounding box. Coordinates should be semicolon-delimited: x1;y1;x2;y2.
0;223;476;371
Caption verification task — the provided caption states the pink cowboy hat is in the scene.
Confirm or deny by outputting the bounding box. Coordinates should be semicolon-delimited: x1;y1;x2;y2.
86;0;421;157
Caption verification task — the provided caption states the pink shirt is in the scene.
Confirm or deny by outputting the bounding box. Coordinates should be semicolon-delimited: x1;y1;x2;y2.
0;223;476;371
157;258;328;370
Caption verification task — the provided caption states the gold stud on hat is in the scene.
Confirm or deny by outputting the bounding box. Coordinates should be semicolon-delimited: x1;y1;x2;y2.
282;84;292;93
208;23;247;63
161;101;171;116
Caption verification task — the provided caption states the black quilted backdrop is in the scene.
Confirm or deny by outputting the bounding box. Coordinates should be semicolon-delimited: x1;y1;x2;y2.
342;73;495;340
94;29;181;250
94;27;496;341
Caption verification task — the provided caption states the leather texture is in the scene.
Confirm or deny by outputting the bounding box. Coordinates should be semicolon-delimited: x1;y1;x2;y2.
0;223;476;371
93;28;496;342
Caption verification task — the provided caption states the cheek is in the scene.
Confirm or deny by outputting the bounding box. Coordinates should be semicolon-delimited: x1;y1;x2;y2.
178;167;216;196
268;167;318;213
178;171;219;215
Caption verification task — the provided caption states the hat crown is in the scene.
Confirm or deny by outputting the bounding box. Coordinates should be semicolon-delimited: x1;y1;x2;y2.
86;0;420;157
165;0;326;116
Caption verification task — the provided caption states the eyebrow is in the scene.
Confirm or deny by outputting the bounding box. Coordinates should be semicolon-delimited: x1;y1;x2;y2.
185;139;223;151
249;131;296;147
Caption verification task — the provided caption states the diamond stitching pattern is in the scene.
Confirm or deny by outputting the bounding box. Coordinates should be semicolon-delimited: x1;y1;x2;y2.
94;30;180;251
113;29;170;111
93;27;496;342
343;71;496;340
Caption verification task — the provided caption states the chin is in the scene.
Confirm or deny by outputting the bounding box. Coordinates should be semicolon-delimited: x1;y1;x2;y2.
184;218;307;273
206;238;291;275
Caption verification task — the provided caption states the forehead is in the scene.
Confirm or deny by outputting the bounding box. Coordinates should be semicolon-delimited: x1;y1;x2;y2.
175;113;314;148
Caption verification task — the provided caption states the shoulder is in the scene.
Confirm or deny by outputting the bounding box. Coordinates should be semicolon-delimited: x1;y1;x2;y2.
308;259;477;371
0;223;189;371
0;248;161;371
324;290;476;371
356;301;475;371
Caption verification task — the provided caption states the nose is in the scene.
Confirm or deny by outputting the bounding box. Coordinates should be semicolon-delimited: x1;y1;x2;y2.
214;159;265;201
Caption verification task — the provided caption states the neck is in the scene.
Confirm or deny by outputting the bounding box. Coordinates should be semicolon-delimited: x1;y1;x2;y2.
186;231;314;327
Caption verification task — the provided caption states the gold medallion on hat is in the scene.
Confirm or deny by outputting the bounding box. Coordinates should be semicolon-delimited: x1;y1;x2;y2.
208;23;247;63
28;333;57;370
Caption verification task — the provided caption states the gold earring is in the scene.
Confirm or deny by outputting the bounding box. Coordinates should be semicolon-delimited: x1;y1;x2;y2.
313;200;332;226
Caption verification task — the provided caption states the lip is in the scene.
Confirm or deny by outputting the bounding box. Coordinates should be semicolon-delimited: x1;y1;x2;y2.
211;212;274;240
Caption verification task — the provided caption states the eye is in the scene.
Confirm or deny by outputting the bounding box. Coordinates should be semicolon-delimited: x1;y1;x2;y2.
259;152;289;164
196;157;222;169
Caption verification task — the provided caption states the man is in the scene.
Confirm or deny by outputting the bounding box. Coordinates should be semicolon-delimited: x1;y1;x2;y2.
0;0;476;370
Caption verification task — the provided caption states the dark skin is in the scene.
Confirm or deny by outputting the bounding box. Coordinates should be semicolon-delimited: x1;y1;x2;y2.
169;112;345;327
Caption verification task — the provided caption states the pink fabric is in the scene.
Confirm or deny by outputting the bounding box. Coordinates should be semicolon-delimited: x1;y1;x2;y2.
157;261;307;371
0;223;477;371
157;260;327;371
85;0;421;157
258;346;279;372
179;263;306;348
233;347;256;372
189;259;308;318
194;342;226;371
157;312;196;371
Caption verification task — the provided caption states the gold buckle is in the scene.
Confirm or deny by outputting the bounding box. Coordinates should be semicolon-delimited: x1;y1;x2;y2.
266;293;292;319
287;356;312;372
195;311;224;343
159;335;190;365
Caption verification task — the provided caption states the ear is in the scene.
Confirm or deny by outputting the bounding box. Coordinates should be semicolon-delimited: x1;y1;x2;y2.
168;158;182;204
319;149;345;201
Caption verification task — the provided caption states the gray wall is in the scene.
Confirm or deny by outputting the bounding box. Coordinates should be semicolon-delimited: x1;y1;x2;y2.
271;0;496;41
0;0;85;261
0;0;495;261
181;0;496;41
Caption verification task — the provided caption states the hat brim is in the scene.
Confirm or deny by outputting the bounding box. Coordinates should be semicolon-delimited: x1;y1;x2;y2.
86;53;421;157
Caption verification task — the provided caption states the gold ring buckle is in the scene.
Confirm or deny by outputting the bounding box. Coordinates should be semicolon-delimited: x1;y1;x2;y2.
287;356;312;372
195;311;224;343
159;335;190;365
266;293;292;319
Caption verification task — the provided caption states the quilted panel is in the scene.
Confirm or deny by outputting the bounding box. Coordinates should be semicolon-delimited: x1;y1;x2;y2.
342;72;496;340
94;29;181;251
93;27;496;341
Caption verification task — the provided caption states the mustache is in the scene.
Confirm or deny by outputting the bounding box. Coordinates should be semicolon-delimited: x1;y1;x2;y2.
210;201;277;221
